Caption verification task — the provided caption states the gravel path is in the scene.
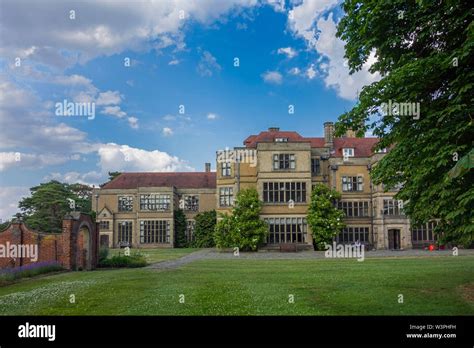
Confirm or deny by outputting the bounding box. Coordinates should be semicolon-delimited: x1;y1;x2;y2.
147;248;474;270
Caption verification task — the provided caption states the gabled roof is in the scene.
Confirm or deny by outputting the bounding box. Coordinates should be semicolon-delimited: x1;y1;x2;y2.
101;172;216;190
243;129;379;156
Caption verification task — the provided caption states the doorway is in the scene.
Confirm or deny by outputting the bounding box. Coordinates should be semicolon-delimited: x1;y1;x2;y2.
388;229;401;250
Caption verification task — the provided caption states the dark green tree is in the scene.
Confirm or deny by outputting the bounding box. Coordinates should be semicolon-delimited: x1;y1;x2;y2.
174;209;187;248
335;0;473;246
214;188;268;251
108;171;122;181
192;210;217;248
307;184;346;251
18;181;81;233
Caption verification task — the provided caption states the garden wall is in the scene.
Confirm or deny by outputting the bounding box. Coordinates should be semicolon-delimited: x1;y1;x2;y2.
0;212;98;270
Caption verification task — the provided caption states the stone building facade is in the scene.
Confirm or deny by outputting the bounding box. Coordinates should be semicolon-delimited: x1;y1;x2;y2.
93;122;438;250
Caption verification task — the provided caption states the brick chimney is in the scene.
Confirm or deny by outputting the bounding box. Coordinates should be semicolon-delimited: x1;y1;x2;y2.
205;162;211;172
324;122;334;148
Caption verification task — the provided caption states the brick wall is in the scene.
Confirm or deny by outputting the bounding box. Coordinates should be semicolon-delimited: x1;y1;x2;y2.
0;213;98;270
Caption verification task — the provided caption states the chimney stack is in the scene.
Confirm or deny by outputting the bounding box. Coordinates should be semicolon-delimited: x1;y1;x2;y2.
324;122;334;148
205;162;211;172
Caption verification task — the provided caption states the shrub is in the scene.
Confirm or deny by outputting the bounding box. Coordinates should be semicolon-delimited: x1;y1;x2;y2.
192;210;217;248
214;188;268;251
0;261;63;285
307;184;346;250
99;246;109;263
99;254;147;268
174;209;187;248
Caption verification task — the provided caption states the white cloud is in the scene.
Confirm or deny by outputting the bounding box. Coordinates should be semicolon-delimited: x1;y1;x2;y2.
0;152;81;171
96;143;193;173
266;0;285;12
0;186;30;221
0;79;90;153
306;64;317;79
162;127;173;136
277;47;297;58
288;2;380;100
43;171;103;187
127;116;139;129
0;0;260;67
207;113;218;120
289;67;301;75
314;14;380;99
197;50;221;77
102;105;127;118
96;90;122;105
262;71;283;84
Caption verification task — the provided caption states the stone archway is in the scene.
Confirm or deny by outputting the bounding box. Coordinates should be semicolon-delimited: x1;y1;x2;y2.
63;212;98;271
77;225;92;270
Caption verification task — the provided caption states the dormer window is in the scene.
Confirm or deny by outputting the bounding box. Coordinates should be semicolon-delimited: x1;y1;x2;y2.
343;148;354;158
275;137;288;143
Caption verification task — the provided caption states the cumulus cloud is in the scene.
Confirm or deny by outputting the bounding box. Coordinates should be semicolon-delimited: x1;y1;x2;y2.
96;143;193;173
288;1;380;100
262;71;283;84
277;47;297;58
102;105;127;118
96;90;122;105
0;0;260;67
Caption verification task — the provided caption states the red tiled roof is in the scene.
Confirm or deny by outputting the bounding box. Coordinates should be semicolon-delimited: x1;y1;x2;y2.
244;131;308;147
101;172;216;190
333;138;380;157
243;130;379;156
306;137;326;147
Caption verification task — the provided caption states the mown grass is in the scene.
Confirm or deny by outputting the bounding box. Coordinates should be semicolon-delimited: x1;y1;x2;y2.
108;247;197;264
0;255;472;315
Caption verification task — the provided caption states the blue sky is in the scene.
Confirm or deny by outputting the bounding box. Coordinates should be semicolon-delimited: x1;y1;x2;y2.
0;0;379;220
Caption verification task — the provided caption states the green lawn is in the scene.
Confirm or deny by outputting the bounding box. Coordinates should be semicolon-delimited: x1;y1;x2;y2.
108;247;197;263
0;255;473;315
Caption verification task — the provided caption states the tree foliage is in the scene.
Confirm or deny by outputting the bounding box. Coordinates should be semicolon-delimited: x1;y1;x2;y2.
174;209;187;248
335;0;473;246
307;184;346;251
214;188;268;251
192;210;217;248
18;180;94;233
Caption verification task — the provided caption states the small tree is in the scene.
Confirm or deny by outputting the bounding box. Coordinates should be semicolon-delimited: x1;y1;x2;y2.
214;188;268;251
307;184;346;250
174;209;187;248
192;210;217;248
